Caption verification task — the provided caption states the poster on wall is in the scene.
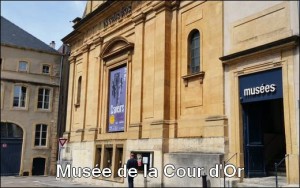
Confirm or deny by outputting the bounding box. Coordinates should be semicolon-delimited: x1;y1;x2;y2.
108;66;127;132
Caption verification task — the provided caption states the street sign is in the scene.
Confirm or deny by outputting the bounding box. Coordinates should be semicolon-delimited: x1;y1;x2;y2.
58;138;67;147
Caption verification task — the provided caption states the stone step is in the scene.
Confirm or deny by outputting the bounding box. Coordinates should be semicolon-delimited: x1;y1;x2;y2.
236;183;271;187
236;176;288;187
268;171;286;176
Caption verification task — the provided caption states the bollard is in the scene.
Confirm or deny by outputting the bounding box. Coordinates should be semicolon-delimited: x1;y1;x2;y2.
202;174;207;188
144;176;148;188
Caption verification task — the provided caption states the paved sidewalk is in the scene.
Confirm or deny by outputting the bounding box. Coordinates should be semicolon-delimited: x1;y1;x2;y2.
0;176;99;187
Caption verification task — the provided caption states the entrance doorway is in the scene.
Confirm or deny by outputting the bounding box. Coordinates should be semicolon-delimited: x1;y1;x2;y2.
242;98;286;177
1;122;23;176
32;157;46;175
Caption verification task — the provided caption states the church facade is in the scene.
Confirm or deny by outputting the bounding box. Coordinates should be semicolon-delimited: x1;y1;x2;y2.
61;1;299;186
62;1;225;187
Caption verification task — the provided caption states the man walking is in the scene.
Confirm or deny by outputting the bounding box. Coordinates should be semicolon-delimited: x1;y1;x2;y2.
126;153;138;188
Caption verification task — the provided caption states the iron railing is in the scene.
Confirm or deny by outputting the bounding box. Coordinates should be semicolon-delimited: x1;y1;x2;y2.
275;154;288;188
223;153;237;188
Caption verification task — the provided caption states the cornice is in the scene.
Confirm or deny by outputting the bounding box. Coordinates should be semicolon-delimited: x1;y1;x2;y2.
171;0;180;11
153;1;172;15
132;13;146;26
220;35;299;64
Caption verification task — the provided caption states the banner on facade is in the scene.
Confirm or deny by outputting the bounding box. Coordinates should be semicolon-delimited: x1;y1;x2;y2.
108;66;127;132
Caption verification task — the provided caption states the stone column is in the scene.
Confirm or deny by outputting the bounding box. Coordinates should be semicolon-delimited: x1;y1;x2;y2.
128;13;146;139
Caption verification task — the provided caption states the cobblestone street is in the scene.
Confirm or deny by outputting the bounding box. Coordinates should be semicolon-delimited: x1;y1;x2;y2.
0;176;99;187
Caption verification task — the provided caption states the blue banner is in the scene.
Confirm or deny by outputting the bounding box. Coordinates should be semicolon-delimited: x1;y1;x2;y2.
239;68;283;103
108;66;127;132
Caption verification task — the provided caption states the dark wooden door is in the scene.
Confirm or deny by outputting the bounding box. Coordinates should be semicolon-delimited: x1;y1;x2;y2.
1;138;23;176
243;102;266;177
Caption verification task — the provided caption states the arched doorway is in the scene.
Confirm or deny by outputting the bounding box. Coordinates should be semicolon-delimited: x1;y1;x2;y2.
1;122;23;176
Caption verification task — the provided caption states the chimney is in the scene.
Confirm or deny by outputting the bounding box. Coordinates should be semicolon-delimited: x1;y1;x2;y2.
50;41;56;49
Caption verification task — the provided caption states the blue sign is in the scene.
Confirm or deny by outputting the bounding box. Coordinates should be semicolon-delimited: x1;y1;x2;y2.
108;66;127;132
239;68;283;103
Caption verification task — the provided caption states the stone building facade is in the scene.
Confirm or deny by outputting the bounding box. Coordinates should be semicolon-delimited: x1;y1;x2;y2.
61;0;299;187
62;1;225;187
221;1;299;185
1;16;62;176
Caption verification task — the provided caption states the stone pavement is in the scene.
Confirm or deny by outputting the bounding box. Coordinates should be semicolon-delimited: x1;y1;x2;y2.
0;176;99;187
2;175;299;187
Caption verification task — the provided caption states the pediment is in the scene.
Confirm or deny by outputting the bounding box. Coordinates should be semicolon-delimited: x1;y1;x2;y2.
100;36;134;61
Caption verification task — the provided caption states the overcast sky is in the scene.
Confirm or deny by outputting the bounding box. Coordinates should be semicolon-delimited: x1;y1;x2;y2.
1;1;86;49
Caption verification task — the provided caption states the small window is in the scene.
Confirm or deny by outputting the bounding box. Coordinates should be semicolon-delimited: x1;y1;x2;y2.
34;124;47;146
37;88;50;110
95;147;102;168
19;61;28;72
188;30;200;74
13;86;27;107
42;65;50;74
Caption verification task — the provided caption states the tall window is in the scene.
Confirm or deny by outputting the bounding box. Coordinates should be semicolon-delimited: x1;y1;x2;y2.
13;86;27;107
18;61;28;72
34;124;47;146
188;30;200;74
37;88;50;110
76;76;82;105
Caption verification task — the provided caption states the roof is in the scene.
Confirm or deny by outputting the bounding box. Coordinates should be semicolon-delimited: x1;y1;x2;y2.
1;16;60;54
62;1;114;43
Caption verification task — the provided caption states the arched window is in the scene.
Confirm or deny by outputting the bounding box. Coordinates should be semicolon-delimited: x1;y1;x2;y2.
188;30;200;74
76;76;82;105
1;122;23;138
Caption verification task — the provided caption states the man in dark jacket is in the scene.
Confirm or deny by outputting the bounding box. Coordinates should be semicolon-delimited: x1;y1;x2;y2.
126;153;138;188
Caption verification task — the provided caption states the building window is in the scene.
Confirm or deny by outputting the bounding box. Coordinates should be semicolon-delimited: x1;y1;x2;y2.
34;124;47;146
42;65;50;74
76;76;82;106
104;147;113;169
95;145;124;179
188;30;200;74
95;147;102;167
13;85;27;108
18;61;28;72
114;146;123;177
37;88;50;110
